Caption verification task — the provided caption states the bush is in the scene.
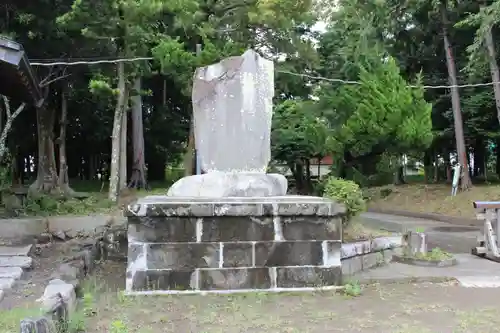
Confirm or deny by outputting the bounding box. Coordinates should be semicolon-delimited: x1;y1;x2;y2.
323;176;366;226
165;167;184;184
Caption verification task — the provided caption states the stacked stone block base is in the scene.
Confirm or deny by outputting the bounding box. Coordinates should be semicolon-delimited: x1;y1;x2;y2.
125;196;344;294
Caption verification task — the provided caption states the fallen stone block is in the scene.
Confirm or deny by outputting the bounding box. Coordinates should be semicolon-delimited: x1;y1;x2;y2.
38;279;76;317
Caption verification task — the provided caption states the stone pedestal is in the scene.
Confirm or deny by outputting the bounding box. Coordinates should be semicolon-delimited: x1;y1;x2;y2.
125;196;345;294
167;172;288;197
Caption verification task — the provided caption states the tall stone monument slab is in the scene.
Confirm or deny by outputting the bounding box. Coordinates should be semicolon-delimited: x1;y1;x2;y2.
167;49;287;197
192;49;273;172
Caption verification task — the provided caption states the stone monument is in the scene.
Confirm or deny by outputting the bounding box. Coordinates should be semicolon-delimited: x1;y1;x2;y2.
167;49;287;197
125;50;345;294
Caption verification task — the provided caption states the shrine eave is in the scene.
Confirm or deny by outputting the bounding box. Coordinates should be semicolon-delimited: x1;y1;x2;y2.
0;37;44;107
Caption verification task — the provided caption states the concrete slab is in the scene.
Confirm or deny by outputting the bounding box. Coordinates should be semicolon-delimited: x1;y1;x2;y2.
0;256;32;269
360;212;481;253
354;253;500;286
0;278;15;290
0;245;32;257
456;276;500;288
0;218;46;241
0;267;23;279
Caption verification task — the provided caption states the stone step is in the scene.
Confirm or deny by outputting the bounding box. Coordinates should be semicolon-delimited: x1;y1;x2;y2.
0;256;32;269
0;245;33;257
0;267;23;279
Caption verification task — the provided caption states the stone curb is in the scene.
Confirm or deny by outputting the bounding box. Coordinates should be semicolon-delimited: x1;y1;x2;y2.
0;214;126;243
392;255;459;267
19;240;102;333
358;276;457;285
367;208;479;227
341;237;404;277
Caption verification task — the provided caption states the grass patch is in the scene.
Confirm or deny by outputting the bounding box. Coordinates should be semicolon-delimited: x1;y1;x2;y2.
343;217;393;242
411;247;453;261
0;307;41;333
367;183;500;219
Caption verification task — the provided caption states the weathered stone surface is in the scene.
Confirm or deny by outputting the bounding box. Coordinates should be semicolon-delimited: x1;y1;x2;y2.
276;267;342;288
125;195;345;293
131;269;195;291
146;243;220;269
202;217;275;242
0;256;32;268
0;277;15;290
192;49;274;173
0;244;33;256
128;217;197;243
50;263;81;287
20;317;56;333
199;268;272;290
39;279;76;316
0;266;23;279
126;196;344;218
254;241;324;267
281;217;341;241
222;243;253;267
167;172;287;197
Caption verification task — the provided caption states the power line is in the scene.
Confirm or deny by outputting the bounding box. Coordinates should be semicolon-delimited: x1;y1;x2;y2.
30;57;153;66
29;57;500;90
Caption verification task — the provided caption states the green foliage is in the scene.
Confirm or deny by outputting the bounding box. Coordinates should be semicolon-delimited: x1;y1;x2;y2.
272;100;338;164
342;280;362;297
412;247;453;261
21;195;114;217
322;56;433;157
323;177;366;225
164;167;184;185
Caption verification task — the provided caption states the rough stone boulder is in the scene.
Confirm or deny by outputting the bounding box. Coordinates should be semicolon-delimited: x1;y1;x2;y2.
167;172;287;197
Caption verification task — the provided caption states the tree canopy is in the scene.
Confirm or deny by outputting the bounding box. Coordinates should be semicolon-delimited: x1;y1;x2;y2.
1;0;500;203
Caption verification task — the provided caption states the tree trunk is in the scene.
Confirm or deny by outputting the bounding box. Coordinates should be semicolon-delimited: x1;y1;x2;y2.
183;44;202;177
57;85;73;195
444;150;452;182
0;97;25;162
423;149;432;183
440;1;472;190
119;98;128;193
484;21;500;126
29;99;59;195
109;62;127;202
128;77;148;189
473;137;485;177
433;151;439;183
184;123;195;177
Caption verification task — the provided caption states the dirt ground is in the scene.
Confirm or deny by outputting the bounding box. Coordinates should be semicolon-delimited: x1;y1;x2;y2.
367;183;500;219
4;251;500;332
66;261;500;333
